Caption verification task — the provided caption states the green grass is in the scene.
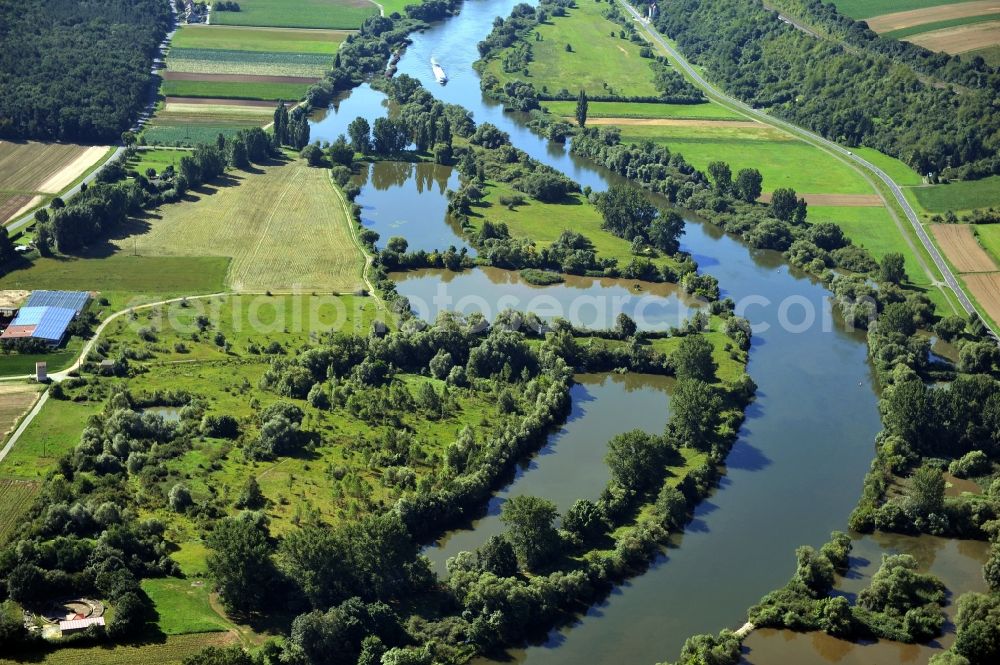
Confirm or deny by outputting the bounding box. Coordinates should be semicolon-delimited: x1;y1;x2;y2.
141;579;230;635
0;479;39;545
966;44;1000;65
810;205;931;285
143;123;260;146
212;0;378;30
485;1;663;98
973;224;1000;264
886;12;1000;37
161;80;311;101
127;149;192;178
376;0;413;14
911;175;1000;212
543;100;744;120
853;147;924;186
0;255;228;304
617;124;872;194
167;48;334;77
467;180;682;274
0;340;82;377
829;0;970;20
0;633;238;665
0;398;97;480
170;25;346;54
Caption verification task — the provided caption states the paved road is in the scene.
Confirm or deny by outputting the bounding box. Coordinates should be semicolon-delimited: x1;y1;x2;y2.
619;1;997;338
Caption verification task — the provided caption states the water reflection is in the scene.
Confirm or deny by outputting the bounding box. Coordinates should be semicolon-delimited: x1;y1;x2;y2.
391;266;701;331
354;161;469;253
424;373;673;575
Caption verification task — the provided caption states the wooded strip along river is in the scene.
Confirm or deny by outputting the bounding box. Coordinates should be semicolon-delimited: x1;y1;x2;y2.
303;2;954;663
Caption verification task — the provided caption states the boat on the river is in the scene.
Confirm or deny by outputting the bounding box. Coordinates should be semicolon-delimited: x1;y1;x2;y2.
431;57;447;84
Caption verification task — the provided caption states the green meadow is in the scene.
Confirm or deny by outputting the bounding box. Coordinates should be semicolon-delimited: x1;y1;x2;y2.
912;175;1000;213
485;1;662;98
161;80;312;101
829;0;970;19
170;25;346;54
127;148;192;178
467;180;683;274
544;100;744;120
810;205;931;285
141;579;231;635
617;124;872;194
211;0;378;30
974;224;1000;263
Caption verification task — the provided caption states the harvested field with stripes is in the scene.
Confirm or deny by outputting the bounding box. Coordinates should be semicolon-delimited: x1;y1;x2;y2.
932;224;998;272
866;1;1000;32
167;48;334;77
0;479;40;545
908;20;1000;52
0;141;108;194
162;71;317;84
0;194;40;225
961;272;1000;325
117;158;363;292
170;24;347;53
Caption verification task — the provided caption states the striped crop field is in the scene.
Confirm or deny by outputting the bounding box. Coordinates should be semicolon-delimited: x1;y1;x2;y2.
167;48;334;77
170;25;347;53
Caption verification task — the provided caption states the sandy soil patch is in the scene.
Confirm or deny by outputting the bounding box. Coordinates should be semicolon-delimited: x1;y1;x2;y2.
932;224;998;272
0;141;99;193
962;272;1000;325
0;384;42;442
37;145;109;194
163;102;277;116
0;194;40;225
165;96;281;107
163;71;319;84
866;1;1000;32
908;20;1000;53
583;117;760;128
757;193;883;206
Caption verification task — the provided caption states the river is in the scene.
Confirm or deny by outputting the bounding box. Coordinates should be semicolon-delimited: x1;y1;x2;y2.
309;2;888;662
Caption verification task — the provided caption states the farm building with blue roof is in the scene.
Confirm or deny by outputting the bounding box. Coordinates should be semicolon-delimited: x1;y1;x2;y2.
0;290;90;346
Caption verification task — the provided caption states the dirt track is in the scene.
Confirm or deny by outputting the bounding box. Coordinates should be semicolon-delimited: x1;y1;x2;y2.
908;21;1000;53
962;272;1000;325
932;224;998;272
583;117;760;128
163;72;318;84
757;192;883;206
866;1;1000;32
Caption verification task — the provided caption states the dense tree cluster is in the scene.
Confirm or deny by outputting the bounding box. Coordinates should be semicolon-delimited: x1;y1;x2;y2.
634;0;1000;179
0;0;172;141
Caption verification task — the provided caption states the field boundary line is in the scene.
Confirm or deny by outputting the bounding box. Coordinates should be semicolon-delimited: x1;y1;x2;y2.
328;169;383;310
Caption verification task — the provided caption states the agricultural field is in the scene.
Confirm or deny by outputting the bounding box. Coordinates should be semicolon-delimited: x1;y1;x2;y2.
211;0;378;30
545;100;744;120
911;175;1000;213
483;1;663;98
0;142;111;223
615;123;873;194
0;398;95;480
161;79;312;101
830;0;973;19
959;272;1000;326
810;205;932;286
0;479;39;545
170;25;347;54
974;223;1000;263
143;107;273;146
0;383;43;442
0;632;239;665
930;223;998;272
114;158;364;292
166;48;335;77
833;0;1000;56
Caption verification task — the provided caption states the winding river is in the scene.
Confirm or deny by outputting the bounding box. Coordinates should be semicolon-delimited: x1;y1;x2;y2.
303;2;953;663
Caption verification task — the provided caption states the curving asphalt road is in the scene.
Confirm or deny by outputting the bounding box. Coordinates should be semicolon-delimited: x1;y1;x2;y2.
618;0;998;339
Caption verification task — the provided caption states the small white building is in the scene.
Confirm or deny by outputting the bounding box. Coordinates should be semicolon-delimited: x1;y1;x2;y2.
35;361;47;382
